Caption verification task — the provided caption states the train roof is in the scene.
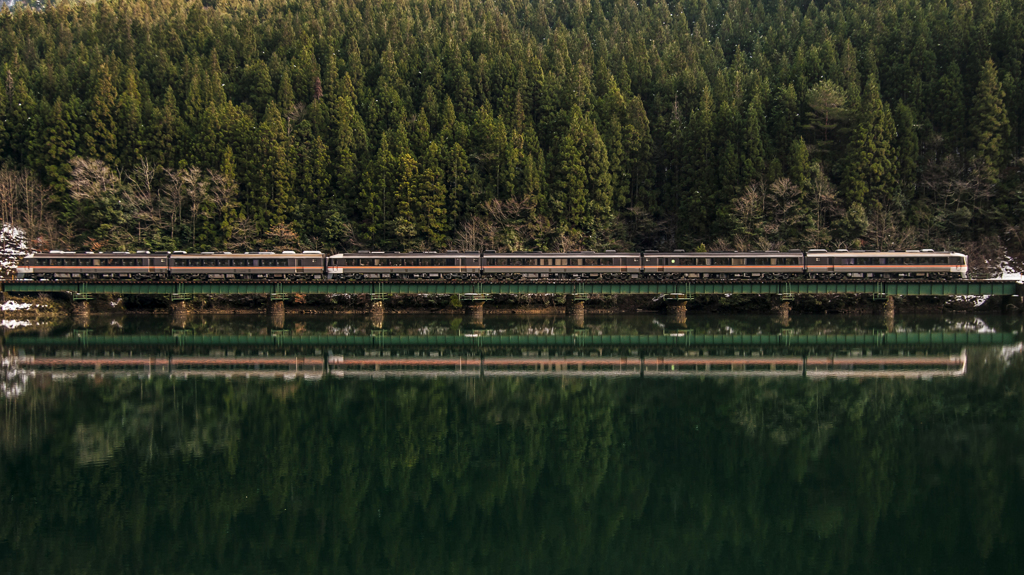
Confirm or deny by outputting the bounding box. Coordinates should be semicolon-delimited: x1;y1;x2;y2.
807;250;966;256
169;251;323;257
481;251;642;257
644;251;803;257
328;252;480;258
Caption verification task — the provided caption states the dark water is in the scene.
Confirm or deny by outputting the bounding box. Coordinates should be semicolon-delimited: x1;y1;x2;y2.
2;313;1023;574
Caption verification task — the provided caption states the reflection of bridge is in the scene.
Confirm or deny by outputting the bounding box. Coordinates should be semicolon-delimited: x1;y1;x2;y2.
5;331;1018;348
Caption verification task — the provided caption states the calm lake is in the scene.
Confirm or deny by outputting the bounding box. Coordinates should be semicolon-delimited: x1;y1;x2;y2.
2;313;1023;574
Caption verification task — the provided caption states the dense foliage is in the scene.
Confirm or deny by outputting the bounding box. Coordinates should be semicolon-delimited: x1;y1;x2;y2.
1;0;1024;263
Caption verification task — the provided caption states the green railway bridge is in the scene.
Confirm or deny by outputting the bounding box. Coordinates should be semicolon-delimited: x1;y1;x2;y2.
2;279;1021;317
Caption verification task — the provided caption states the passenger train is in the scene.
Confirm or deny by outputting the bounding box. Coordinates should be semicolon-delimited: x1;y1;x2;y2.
15;248;968;280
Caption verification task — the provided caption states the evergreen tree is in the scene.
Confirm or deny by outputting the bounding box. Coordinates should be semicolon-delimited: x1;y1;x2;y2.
144;86;181;167
296;135;332;239
970;59;1010;182
38;97;78;200
416;142;450;247
117;69;143;167
894;100;919;196
85;64;119;165
359;133;396;245
842;76;899;211
935;63;967;150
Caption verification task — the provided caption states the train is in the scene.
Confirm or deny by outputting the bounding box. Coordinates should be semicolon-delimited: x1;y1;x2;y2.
15;248;968;280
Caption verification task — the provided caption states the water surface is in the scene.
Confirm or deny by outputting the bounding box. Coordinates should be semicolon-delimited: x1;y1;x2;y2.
2;314;1023;574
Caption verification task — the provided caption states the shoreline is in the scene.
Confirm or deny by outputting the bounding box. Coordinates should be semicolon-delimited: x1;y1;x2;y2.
0;291;1013;319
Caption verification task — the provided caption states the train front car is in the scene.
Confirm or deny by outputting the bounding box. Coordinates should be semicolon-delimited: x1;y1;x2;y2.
481;251;642;279
805;249;968;278
326;252;482;279
16;252;168;280
169;251;323;280
642;251;805;279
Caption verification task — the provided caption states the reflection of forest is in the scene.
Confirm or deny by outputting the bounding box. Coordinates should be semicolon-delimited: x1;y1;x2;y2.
1;346;1023;573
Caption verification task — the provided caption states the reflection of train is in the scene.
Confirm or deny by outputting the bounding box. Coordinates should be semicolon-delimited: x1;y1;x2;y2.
9;351;968;381
12;355;325;380
16;248;969;280
328;350;968;380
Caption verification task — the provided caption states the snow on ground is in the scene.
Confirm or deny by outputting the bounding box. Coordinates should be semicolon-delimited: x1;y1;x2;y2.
0;223;28;274
993;256;1023;281
950;292;991;306
1;300;33;311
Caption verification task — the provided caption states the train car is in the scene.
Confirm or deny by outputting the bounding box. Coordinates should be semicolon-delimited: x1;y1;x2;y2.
641;251;805;278
169;251;324;279
804;249;967;278
16;251;168;279
326;252;482;279
482;251;642;278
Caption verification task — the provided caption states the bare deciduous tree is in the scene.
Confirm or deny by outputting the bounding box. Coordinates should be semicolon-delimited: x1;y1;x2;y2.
226;215;260;252
160;167;203;247
123;160;160;243
68;157;120;202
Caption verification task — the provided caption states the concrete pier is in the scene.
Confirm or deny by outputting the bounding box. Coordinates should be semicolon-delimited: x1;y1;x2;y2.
665;301;687;320
772;300;791;321
567;299;585;317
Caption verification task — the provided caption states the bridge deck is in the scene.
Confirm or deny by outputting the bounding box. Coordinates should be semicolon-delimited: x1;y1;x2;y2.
2;280;1020;297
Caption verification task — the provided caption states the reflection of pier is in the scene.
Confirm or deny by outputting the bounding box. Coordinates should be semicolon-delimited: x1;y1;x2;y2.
9;348;967;381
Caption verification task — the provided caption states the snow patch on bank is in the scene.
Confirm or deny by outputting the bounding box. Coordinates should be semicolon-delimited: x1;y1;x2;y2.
994;256;1023;281
949;294;991;308
0;224;28;274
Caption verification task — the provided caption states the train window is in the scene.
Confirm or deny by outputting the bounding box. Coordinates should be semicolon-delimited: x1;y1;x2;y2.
732;258;745;266
952;256;965;265
711;258;729;265
932;257;947;264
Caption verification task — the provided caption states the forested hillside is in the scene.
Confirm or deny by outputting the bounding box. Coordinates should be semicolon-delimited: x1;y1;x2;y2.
1;0;1022;267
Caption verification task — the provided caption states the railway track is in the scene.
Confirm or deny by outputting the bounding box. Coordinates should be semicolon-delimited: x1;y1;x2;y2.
0;278;1005;286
